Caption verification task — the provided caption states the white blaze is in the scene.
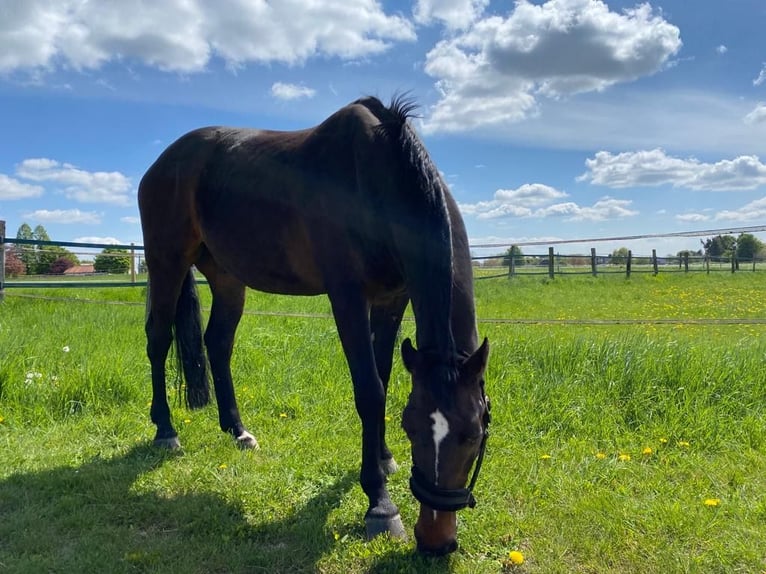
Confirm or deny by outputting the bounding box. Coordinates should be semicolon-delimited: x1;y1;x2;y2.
430;409;450;521
430;409;449;482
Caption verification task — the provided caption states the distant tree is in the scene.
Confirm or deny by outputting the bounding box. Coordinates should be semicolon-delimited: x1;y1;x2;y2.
502;246;525;268
50;256;76;275
94;248;130;274
736;233;765;262
610;247;630;265
12;223;77;274
36;245;79;275
701;235;736;259
4;245;26;277
482;257;505;267
15;223;35;273
32;225;50;243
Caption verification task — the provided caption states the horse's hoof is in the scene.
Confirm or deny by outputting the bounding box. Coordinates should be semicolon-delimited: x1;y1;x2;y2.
154;436;181;450
235;430;259;450
365;514;407;540
380;457;399;475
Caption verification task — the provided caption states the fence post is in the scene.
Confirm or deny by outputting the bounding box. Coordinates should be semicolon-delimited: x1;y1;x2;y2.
652;249;658;276
626;250;632;278
548;247;554;279
590;247;597;276
683;252;689;272
0;220;5;302
130;242;136;284
705;254;710;274
508;245;516;278
731;253;736;273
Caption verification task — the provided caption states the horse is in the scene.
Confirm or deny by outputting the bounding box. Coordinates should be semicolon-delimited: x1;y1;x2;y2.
137;95;491;556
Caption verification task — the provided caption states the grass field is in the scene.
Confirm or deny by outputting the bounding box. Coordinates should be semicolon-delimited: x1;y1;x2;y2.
1;273;765;573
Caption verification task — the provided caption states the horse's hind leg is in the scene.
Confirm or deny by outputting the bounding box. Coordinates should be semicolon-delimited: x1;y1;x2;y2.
197;257;257;449
370;294;408;475
145;264;188;449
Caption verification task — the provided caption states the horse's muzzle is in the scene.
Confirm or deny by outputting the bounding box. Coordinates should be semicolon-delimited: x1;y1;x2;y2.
414;506;458;556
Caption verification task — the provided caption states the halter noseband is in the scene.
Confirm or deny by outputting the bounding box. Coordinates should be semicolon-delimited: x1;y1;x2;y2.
409;397;491;512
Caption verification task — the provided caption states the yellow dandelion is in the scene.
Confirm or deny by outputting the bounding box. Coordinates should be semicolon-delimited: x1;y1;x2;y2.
279;412;288;418
384;415;392;422
642;447;653;456
659;437;668;444
508;550;525;565
333;531;340;541
595;452;607;459
678;440;690;448
218;463;228;469
0;416;4;424
540;454;551;460
703;498;721;507
183;418;191;424
618;453;631;462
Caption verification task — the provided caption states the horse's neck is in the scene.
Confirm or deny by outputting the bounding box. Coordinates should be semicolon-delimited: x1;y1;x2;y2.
449;230;479;358
409;199;478;359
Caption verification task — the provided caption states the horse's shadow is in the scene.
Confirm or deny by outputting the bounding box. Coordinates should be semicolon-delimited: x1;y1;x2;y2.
0;444;359;573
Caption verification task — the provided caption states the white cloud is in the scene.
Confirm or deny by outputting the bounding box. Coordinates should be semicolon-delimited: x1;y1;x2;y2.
422;0;681;132
744;103;766;125
715;196;766;222
579;149;766;191
754;64;766;86
414;0;489;30
21;209;102;225
0;173;44;200
120;216;140;224
537;196;638;221
675;213;710;222
459;183;636;222
73;236;124;245
15;158;132;205
460;183;568;218
0;0;415;75
270;82;316;101
716;45;727;55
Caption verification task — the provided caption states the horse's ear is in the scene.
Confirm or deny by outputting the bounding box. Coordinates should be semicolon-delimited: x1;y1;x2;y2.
401;338;418;373
463;337;489;380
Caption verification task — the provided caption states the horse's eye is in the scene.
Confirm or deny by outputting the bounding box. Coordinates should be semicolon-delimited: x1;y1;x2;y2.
462;432;482;445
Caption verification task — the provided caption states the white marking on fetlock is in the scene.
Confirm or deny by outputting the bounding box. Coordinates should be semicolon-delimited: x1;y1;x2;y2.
430;409;450;520
236;431;259;450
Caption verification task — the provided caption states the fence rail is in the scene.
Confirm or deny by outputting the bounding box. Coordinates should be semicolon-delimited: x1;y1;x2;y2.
477;246;761;280
2;222;765;299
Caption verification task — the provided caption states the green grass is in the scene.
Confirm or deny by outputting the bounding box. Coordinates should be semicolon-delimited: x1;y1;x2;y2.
1;273;765;573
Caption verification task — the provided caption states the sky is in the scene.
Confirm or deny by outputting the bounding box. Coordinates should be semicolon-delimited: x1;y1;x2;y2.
1;0;766;260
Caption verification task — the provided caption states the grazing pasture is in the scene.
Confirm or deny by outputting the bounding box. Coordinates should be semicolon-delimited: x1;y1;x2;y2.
1;273;765;573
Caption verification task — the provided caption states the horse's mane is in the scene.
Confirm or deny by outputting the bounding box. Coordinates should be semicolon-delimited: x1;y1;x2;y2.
354;94;456;358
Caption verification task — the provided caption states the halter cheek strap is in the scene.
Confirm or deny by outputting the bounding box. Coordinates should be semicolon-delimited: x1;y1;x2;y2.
409;397;491;513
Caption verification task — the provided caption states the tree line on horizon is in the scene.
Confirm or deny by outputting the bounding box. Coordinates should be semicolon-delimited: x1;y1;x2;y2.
481;233;766;267
3;223;131;277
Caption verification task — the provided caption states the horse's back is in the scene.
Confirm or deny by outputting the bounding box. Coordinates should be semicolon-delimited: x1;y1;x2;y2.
138;106;405;298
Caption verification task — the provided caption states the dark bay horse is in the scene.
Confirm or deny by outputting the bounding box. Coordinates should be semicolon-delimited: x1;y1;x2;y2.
137;96;490;555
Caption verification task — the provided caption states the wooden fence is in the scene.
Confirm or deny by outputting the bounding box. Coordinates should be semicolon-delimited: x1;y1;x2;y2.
477;246;762;279
2;222;764;299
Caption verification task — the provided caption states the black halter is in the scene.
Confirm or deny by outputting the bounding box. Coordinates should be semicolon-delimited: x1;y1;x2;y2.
409;397;491;512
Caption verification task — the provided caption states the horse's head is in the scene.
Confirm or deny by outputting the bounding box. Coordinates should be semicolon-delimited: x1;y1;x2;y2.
401;337;490;556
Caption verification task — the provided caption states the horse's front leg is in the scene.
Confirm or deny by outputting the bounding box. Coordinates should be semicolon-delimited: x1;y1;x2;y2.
328;287;407;540
370;295;409;475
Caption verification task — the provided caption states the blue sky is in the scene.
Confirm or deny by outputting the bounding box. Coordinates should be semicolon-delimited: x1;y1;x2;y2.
1;0;766;259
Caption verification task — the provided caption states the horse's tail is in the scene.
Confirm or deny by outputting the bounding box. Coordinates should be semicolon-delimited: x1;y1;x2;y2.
174;269;210;409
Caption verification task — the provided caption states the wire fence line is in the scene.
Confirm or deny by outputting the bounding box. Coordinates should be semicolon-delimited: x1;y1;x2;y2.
2;222;766;297
8;292;766;326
